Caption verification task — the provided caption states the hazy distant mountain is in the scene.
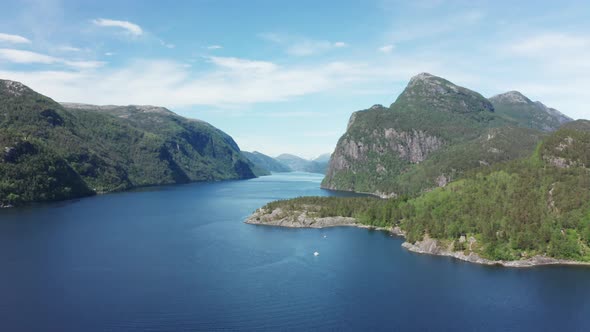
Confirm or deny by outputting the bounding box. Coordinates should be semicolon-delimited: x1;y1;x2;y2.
276;153;329;174
242;151;291;173
313;153;332;163
490;91;572;132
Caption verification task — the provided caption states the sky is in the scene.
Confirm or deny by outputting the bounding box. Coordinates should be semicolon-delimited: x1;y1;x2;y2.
0;0;589;159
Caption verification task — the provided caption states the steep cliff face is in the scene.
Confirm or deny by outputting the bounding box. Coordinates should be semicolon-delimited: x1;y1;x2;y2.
322;73;545;196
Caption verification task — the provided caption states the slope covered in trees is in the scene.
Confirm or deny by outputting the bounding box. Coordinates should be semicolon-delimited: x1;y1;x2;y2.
258;121;590;262
0;80;256;206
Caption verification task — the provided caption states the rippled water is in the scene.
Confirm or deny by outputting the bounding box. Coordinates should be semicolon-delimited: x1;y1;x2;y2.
0;172;589;331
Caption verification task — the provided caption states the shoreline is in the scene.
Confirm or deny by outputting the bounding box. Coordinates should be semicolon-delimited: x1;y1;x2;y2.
245;208;590;268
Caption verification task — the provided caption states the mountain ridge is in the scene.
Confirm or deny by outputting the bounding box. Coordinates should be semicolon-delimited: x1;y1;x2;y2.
0;79;256;206
322;73;556;197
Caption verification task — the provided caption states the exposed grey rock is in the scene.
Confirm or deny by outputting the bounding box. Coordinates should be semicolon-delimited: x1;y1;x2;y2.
535;101;572;125
1;80;29;96
245;207;358;228
382;128;444;163
401;237;590;268
435;174;449;187
489;91;531;104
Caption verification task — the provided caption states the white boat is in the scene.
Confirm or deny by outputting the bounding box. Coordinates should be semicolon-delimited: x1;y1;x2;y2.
313;251;319;256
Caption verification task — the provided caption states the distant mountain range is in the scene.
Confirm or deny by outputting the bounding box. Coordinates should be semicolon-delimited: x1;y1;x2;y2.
241;151;331;175
0;79;257;207
276;153;329;174
322;72;571;197
241;151;291;173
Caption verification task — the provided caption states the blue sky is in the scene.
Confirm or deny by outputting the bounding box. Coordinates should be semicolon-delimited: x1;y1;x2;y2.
1;0;589;158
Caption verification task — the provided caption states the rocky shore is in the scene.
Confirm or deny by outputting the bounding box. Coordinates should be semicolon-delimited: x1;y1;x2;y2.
245;207;590;268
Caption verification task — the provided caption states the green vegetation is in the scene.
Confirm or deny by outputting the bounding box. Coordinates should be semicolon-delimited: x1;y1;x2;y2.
264;122;590;261
0;80;256;206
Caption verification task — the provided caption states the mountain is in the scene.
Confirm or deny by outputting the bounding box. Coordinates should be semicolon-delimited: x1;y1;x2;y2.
313;153;332;163
0;79;256;207
242;151;291;173
490;91;572;131
322;73;547;197
276;153;328;174
252;120;590;263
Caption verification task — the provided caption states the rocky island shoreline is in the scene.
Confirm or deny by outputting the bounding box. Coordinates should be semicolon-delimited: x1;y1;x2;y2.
245;207;590;268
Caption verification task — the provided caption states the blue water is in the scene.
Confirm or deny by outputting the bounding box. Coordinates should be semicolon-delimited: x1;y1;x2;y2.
0;172;589;331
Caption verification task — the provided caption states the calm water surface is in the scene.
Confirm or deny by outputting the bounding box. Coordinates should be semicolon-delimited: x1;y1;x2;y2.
0;172;589;331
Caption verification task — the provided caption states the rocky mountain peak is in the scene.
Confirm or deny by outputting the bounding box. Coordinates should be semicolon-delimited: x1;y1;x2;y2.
409;72;435;82
490;91;531;104
397;73;494;114
1;79;31;97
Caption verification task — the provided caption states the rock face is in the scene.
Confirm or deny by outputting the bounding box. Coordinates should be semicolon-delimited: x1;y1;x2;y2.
246;207;357;228
401;237;590;268
490;91;572;131
322;73;544;196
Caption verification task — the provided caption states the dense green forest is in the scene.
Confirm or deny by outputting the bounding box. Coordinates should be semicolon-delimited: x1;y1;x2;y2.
0;80;256;206
263;121;590;261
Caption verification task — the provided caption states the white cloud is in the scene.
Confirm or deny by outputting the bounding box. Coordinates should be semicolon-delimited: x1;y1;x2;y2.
508;33;588;55
261;34;348;56
208;56;278;72
105;52;114;56
0;48;104;69
207;45;223;50
57;45;82;52
287;40;349;56
0;33;31;44
92;18;143;36
0;49;56;64
0;56;381;107
378;44;394;53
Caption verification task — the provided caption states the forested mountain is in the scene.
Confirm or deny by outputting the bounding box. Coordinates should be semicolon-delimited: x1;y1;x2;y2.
0;80;256;206
490;91;572;131
254;120;590;262
242;151;291;173
322;73;554;197
276;153;328;174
